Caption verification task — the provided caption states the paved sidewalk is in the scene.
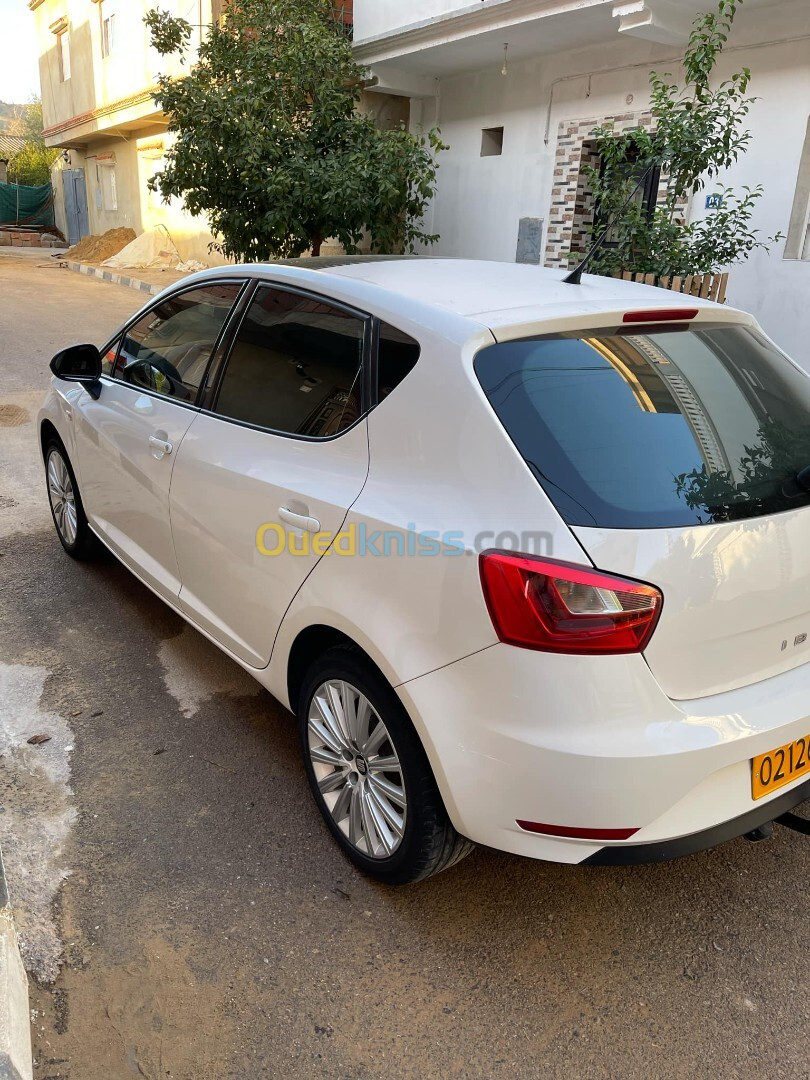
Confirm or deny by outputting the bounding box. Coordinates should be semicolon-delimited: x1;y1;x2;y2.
61;258;190;297
0;851;33;1080
0;247;191;298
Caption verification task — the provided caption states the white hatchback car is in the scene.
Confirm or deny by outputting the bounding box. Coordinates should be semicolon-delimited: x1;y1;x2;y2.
40;258;810;883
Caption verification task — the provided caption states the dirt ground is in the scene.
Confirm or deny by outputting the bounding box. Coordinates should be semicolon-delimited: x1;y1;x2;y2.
64;228;137;265
1;250;809;1080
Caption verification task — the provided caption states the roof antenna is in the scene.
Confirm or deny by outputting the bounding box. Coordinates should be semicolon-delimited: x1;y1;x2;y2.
563;164;656;285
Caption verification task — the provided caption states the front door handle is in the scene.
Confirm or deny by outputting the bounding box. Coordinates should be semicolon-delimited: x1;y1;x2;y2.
148;434;173;456
278;506;321;533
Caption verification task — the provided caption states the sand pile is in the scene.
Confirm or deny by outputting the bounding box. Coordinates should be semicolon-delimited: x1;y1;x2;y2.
65;228;137;264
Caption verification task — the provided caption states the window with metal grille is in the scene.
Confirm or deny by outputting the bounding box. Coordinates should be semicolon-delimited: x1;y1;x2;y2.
592;154;661;250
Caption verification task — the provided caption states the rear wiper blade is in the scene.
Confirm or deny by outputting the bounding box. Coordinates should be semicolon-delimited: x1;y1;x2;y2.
779;465;810;500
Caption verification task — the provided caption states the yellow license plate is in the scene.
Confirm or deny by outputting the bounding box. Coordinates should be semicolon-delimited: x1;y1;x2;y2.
752;735;810;800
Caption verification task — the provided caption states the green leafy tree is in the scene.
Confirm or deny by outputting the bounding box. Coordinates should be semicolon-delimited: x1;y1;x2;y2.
7;100;59;187
674;419;810;522
145;0;446;261
581;0;781;277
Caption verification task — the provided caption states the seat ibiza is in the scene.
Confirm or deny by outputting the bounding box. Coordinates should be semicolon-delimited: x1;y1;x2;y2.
39;258;810;883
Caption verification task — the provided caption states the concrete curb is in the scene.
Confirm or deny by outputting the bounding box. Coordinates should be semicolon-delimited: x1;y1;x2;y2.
0;852;32;1080
64;260;161;297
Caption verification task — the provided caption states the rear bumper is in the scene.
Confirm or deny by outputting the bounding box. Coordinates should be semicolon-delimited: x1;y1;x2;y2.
397;643;810;864
585;777;810;864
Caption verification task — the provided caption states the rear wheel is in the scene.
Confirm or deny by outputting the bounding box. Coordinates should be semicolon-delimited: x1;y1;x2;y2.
298;647;473;885
44;440;100;560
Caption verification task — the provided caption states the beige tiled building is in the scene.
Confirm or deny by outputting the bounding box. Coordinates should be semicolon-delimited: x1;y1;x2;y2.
29;0;227;260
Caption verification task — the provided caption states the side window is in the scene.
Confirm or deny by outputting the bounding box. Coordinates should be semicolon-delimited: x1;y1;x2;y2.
101;334;122;377
214;286;366;438
377;321;420;399
111;283;243;401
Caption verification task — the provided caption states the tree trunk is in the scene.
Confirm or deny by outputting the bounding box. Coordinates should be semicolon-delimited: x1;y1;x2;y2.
311;234;323;257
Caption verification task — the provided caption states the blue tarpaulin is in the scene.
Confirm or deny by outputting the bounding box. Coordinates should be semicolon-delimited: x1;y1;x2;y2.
0;181;54;227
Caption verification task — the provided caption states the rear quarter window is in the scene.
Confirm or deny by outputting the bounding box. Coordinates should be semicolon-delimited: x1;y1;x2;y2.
377;321;420;400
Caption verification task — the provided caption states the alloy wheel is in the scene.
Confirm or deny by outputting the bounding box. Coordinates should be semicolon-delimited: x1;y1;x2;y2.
47;450;78;547
307;679;407;859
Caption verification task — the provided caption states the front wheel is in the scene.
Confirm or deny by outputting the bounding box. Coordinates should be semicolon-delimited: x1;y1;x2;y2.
44;440;100;560
298;647;473;885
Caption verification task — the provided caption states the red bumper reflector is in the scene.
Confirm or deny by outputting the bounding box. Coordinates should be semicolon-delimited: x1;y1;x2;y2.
516;820;639;841
622;308;698;323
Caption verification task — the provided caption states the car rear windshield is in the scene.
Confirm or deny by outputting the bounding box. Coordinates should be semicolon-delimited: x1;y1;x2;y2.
474;324;810;528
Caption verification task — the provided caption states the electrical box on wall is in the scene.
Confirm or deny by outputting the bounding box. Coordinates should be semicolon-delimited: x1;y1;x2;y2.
516;218;543;264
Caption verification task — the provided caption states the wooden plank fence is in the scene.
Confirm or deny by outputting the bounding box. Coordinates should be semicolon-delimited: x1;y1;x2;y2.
614;270;728;303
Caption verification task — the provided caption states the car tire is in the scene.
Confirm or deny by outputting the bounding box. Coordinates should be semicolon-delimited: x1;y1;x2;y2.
44;439;101;560
298;646;473;885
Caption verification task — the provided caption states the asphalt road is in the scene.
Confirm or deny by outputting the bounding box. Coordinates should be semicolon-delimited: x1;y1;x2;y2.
1;250;809;1080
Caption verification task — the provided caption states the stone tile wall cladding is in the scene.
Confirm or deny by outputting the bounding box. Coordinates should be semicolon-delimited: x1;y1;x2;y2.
545;112;680;269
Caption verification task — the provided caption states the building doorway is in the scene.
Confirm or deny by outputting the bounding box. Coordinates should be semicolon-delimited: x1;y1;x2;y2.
62;169;89;246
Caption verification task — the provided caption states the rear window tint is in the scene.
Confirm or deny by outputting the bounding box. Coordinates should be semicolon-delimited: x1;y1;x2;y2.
475;325;810;528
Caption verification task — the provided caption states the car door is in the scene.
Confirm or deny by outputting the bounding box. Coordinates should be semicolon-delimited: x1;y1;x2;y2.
72;281;246;601
169;282;371;668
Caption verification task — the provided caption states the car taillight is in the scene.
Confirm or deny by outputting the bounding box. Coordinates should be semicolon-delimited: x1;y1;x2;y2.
479;551;662;655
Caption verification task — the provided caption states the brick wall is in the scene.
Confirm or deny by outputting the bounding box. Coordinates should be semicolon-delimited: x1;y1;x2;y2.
334;0;353;29
545;112;684;269
0;230;67;249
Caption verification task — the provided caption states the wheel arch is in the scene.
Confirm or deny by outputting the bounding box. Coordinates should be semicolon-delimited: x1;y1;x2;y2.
286;624;390;716
283;620;464;834
40;418;63;461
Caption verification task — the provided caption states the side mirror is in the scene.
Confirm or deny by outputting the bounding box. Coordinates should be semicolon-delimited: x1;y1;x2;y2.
50;344;102;399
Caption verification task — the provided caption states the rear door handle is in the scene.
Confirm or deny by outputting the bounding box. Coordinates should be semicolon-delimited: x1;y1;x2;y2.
148;435;173;456
278;506;321;533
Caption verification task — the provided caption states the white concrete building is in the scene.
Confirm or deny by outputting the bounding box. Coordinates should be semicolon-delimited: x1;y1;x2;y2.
355;0;810;362
30;0;228;262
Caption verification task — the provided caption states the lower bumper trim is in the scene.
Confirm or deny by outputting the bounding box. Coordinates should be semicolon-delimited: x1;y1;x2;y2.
583;777;810;866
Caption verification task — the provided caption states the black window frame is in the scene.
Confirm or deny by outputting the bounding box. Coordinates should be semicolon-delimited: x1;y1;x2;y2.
98;278;252;412
97;274;424;437
372;317;422;403
202;280;375;444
